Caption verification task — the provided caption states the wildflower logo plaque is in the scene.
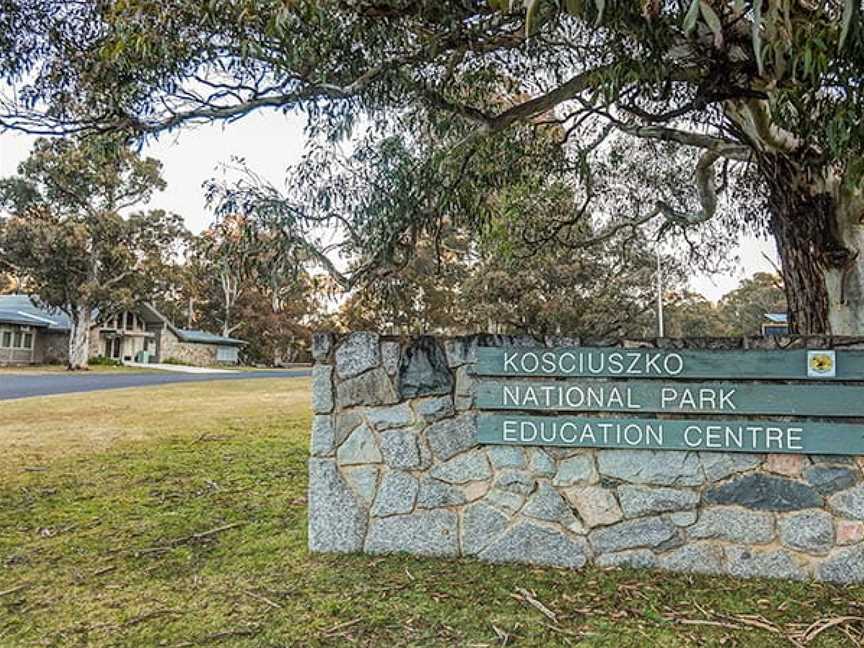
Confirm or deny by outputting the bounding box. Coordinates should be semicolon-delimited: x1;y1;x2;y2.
807;351;836;377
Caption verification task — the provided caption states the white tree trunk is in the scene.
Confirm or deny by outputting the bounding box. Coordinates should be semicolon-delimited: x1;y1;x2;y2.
68;306;92;370
219;269;241;338
761;148;864;336
823;183;864;335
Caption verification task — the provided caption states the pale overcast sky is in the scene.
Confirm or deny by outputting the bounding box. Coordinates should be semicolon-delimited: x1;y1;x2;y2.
0;110;777;301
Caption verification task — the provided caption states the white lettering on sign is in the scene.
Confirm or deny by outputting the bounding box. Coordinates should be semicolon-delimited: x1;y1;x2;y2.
501;384;642;410
659;387;737;411
499;419;809;452
502;419;518;442
510;420;665;447
681;424;806;451
497;383;737;412
501;351;685;377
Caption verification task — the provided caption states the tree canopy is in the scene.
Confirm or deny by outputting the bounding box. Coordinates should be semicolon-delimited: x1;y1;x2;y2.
2;0;863;333
0;136;186;368
717;270;787;333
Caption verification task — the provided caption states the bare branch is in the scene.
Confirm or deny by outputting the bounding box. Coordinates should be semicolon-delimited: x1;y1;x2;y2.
656;148;724;226
533;136;733;253
618;124;752;160
299;240;352;290
555;206;666;250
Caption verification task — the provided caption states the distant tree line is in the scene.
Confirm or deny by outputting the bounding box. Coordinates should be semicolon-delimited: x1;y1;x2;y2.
1;137;786;369
0;137;328;367
662;273;787;338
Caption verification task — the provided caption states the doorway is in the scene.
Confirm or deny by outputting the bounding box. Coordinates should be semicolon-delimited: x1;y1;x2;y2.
104;337;122;359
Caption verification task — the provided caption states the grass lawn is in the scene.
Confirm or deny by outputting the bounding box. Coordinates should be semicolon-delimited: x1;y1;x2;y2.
1;380;863;647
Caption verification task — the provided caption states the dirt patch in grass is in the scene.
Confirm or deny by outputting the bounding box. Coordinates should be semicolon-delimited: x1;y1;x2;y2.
1;380;863;647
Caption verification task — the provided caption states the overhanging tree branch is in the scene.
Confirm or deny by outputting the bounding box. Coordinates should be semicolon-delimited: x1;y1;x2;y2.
527;140;730;253
618;124;752;161
656;148;725;226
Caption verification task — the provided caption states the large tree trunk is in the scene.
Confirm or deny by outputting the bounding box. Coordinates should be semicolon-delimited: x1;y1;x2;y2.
765;159;864;335
68;305;92;370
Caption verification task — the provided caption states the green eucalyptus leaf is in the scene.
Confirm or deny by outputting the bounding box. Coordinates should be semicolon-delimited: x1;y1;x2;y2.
594;0;606;26
773;40;786;79
683;0;700;34
839;0;855;50
525;0;541;35
564;0;584;15
753;0;764;75
699;1;724;48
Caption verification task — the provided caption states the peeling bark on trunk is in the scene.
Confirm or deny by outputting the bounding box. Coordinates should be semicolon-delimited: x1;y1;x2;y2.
766;159;864;335
68;306;92;370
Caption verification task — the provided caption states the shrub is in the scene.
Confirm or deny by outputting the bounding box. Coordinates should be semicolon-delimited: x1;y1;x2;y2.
89;355;122;367
161;357;190;366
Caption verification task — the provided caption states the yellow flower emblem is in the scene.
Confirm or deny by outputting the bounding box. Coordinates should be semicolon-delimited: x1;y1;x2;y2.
809;354;833;373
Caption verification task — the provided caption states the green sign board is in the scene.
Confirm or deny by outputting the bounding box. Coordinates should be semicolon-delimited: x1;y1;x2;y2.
475;347;864;381
475;379;864;417
473;346;864;455
477;413;864;456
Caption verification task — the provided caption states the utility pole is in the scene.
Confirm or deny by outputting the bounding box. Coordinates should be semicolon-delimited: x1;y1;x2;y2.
656;249;665;337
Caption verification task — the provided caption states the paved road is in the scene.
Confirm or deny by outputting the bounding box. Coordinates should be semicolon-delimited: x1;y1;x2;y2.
0;369;311;400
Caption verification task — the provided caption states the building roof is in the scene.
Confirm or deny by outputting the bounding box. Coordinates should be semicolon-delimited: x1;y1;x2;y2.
0;295;246;346
0;295;71;331
0;310;50;327
764;313;788;324
174;329;246;346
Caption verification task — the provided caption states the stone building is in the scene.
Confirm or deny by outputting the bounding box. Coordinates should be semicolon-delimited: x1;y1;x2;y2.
0;295;245;366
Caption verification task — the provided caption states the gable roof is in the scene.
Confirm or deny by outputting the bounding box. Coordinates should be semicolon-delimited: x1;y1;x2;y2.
0;295;71;331
764;313;788;324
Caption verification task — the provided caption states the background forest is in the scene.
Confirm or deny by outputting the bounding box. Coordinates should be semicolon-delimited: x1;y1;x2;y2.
1;228;787;366
0;140;785;366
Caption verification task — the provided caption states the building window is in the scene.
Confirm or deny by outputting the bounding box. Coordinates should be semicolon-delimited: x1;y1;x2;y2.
216;346;239;363
0;327;33;350
126;312;134;330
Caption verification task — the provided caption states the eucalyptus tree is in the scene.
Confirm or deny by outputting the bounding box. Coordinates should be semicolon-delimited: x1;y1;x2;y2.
718;271;787;333
187;207;320;365
0;137;185;369
189;214;259;339
2;0;863;333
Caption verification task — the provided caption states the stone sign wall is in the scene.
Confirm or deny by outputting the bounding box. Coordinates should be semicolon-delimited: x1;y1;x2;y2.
308;332;864;583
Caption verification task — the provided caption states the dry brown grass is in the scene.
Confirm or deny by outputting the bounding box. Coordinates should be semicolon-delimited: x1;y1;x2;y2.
0;377;310;474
